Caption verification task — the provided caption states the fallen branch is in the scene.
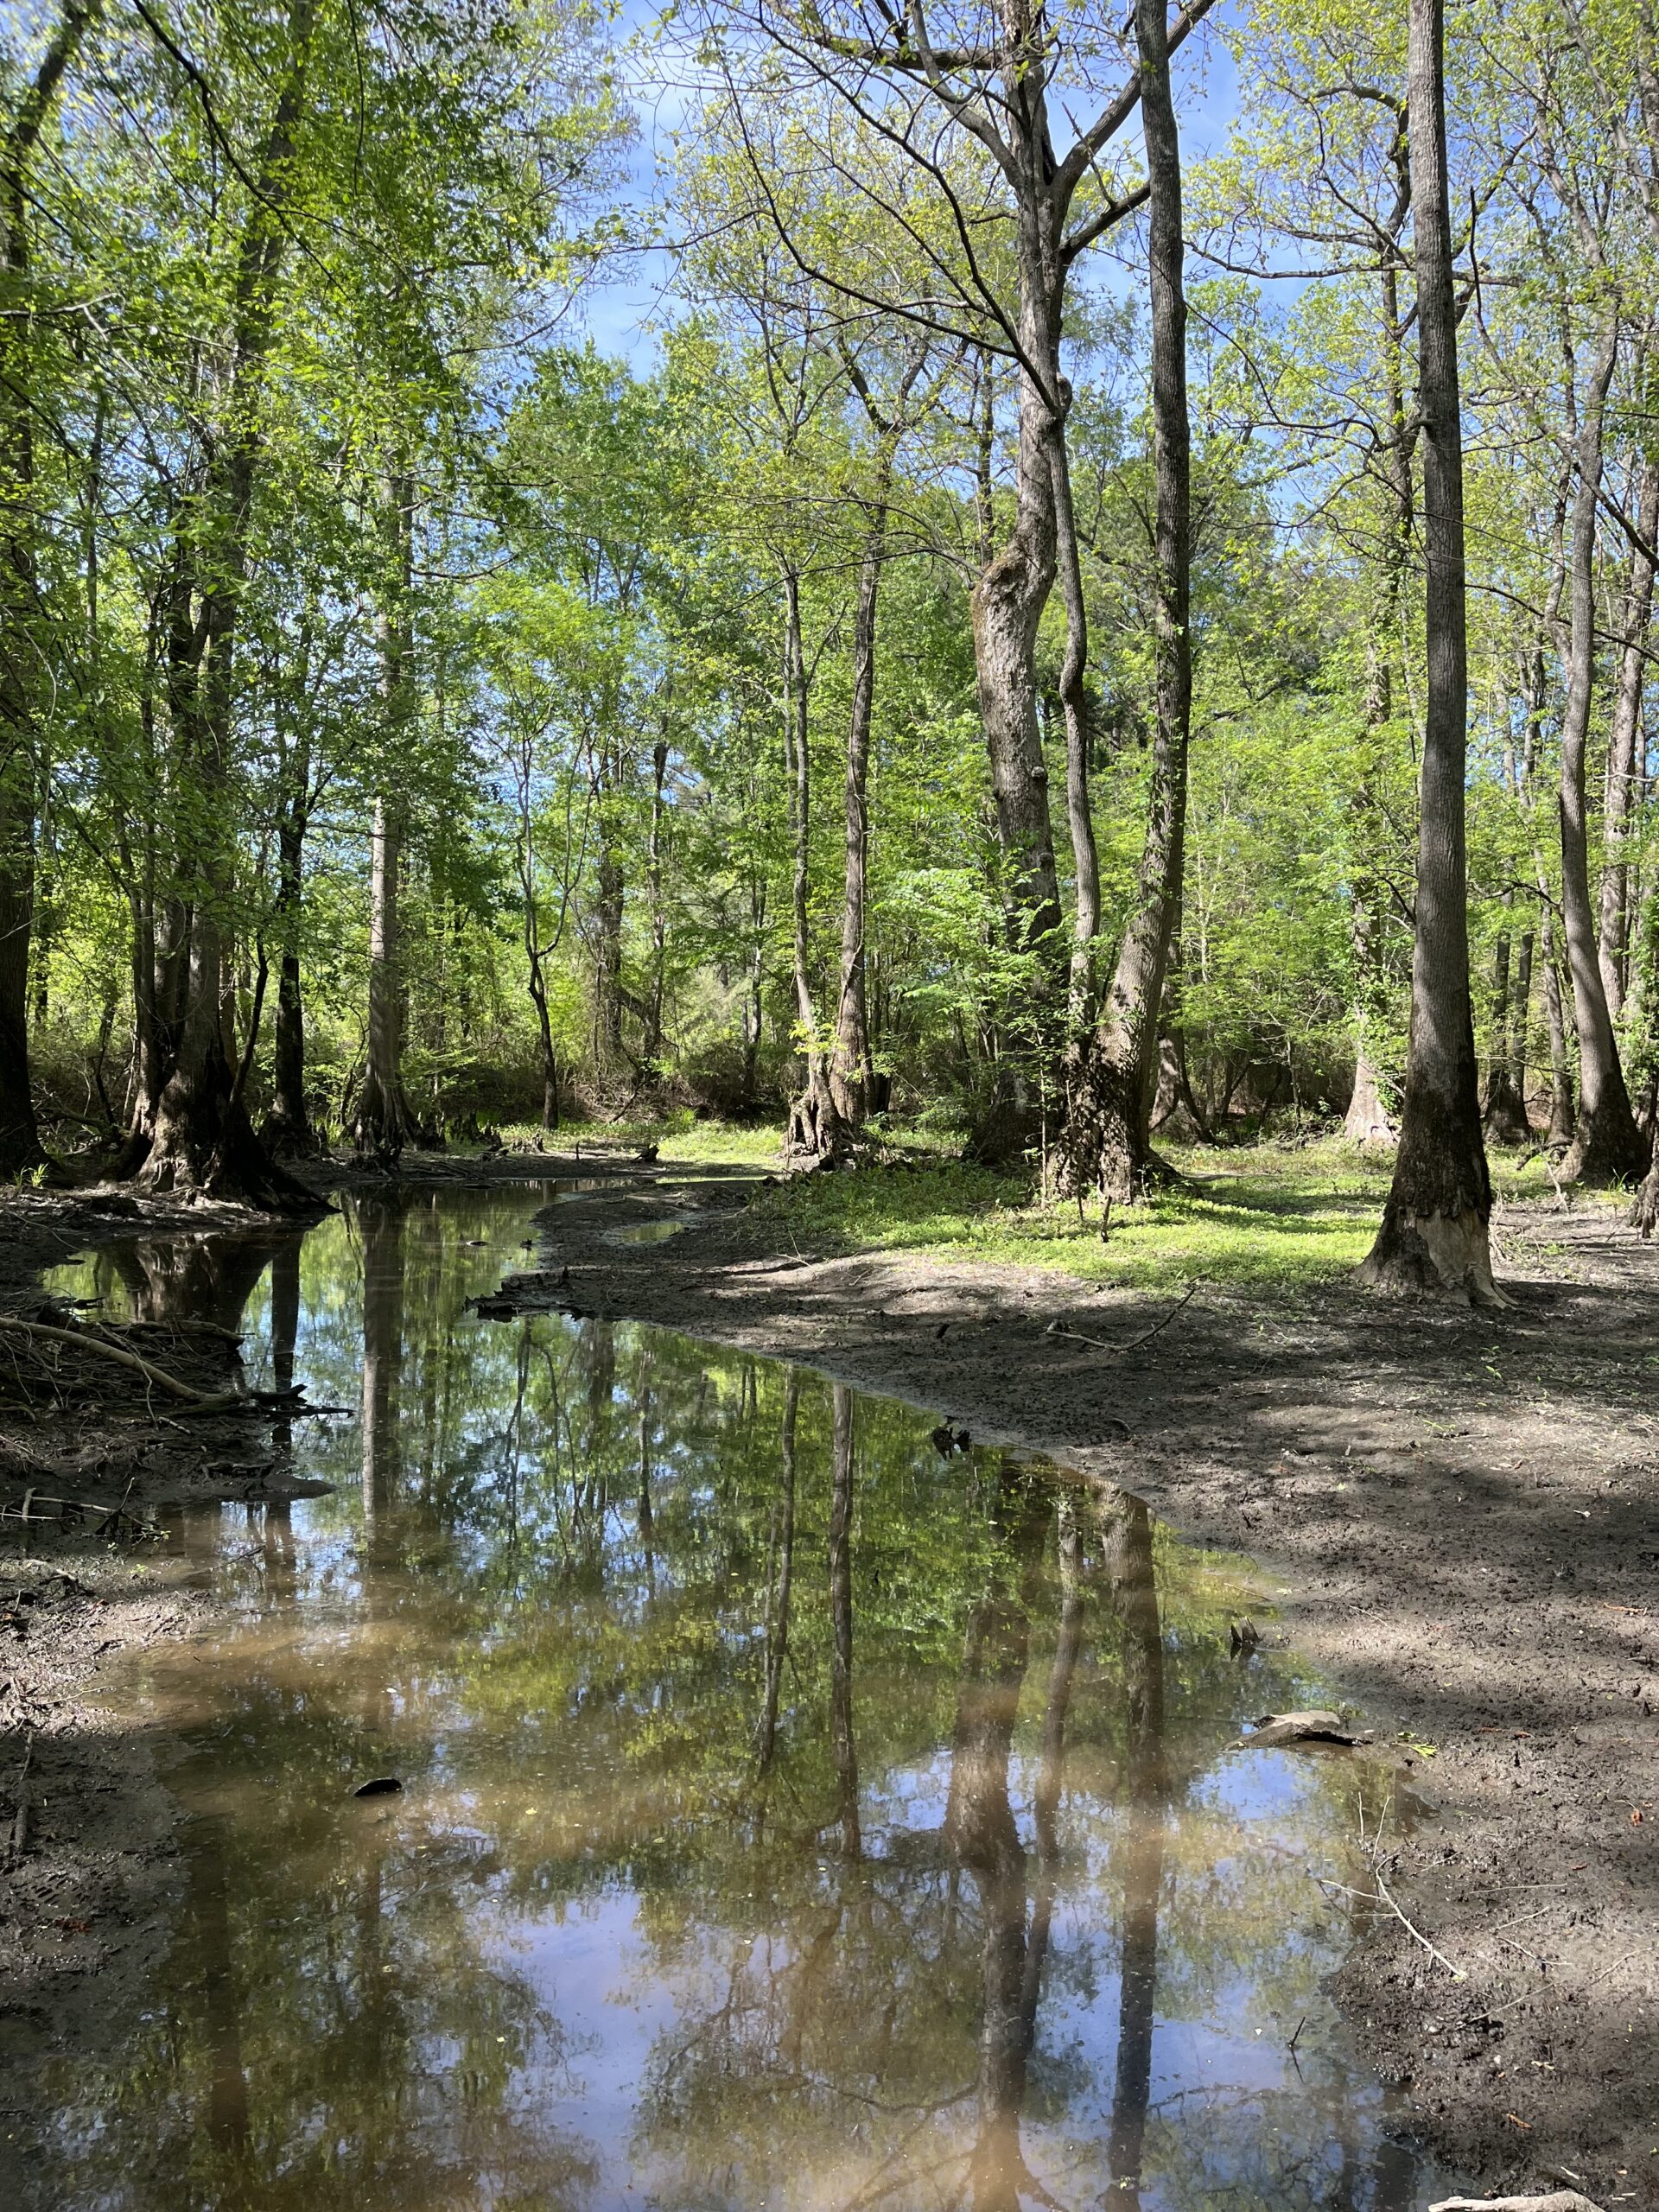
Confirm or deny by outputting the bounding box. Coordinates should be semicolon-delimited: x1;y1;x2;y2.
1045;1281;1198;1355
1;1490;161;1538
6;1731;33;1866
1429;2195;1605;2212
0;1315;237;1409
1311;1867;1465;1980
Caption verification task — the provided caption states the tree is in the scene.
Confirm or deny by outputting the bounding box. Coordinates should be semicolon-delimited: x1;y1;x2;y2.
0;0;101;1176
1357;0;1501;1303
1058;0;1194;1202
696;0;1217;1148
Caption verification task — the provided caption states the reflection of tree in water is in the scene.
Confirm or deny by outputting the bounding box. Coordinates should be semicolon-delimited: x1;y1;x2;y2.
44;1614;602;2209
829;1382;860;1858
359;1195;406;1527
110;1226;290;1332
41;1193;1432;2212
1101;1486;1167;2209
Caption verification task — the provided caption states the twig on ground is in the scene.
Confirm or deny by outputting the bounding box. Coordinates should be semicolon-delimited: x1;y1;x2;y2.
1045;1281;1199;1355
1310;1867;1466;1980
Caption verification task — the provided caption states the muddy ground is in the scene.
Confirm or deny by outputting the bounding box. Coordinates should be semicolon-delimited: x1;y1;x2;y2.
2;1152;1656;2206
0;1185;334;2119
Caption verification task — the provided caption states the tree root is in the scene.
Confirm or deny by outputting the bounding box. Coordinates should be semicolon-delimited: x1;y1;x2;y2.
1355;1207;1511;1307
0;1315;238;1409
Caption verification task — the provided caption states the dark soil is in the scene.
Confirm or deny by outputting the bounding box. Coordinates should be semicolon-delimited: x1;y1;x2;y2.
3;1150;1656;2207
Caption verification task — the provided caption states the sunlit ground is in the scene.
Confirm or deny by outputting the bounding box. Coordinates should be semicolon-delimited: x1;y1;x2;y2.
604;1131;1622;1294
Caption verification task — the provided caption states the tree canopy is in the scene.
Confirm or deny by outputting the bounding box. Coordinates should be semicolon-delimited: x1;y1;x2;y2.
4;0;1658;1255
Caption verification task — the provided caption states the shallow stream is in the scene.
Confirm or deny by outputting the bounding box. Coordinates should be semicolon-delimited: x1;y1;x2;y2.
26;1185;1446;2210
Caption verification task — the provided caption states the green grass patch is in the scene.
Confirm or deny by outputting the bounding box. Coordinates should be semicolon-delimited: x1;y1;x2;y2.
495;1115;788;1167
731;1137;1627;1297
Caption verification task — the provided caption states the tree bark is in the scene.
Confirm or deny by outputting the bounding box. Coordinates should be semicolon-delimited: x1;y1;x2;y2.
1599;456;1658;1020
589;705;627;1086
970;370;1063;967
266;709;314;1154
1482;904;1531;1143
1050;433;1101;1026
0;0;100;1175
511;729;564;1132
1058;0;1191;1203
353;472;420;1162
1358;0;1500;1303
1555;320;1649;1183
1539;892;1577;1147
1631;1137;1659;1236
783;568;842;1157
830;480;888;1125
1344;328;1409;1152
644;734;669;1073
353;793;415;1162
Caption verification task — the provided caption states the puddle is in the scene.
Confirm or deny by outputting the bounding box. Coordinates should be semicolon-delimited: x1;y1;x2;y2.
606;1216;693;1245
18;1188;1446;2210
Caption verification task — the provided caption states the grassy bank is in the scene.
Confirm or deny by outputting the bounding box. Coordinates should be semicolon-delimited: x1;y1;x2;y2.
728;1138;1618;1295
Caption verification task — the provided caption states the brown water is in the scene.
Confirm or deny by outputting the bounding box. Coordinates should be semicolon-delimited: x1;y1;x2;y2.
20;1186;1447;2211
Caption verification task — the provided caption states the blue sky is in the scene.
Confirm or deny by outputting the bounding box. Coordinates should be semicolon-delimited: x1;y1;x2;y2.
575;0;1247;368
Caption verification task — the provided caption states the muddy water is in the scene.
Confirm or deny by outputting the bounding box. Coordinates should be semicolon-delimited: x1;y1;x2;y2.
27;1187;1444;2210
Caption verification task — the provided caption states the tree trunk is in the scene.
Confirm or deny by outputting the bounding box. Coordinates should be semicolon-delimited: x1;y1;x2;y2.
1539;893;1577;1147
513;735;561;1132
783;569;842;1158
644;734;669;1071
0;0;99;1176
1631;1138;1659;1236
1059;0;1191;1204
1555;320;1649;1184
1505;926;1535;1125
1599;457;1658;1020
586;690;628;1089
1345;1053;1396;1146
1050;432;1100;1025
1344;547;1407;1143
353;473;418;1163
353;794;415;1163
592;836;626;1080
266;729;313;1155
969;370;1063;967
830;489;887;1125
1482;906;1531;1143
1358;0;1500;1303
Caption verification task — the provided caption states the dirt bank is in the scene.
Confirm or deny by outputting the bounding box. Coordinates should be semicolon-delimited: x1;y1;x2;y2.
479;1158;1658;2209
2;1154;1655;2204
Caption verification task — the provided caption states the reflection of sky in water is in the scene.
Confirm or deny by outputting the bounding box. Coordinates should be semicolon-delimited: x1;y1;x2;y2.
25;1188;1450;2212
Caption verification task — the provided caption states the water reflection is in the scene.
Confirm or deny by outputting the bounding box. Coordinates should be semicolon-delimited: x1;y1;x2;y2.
17;1190;1443;2212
